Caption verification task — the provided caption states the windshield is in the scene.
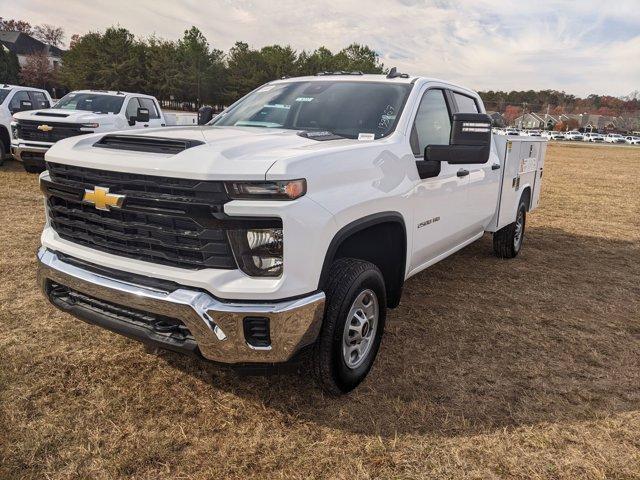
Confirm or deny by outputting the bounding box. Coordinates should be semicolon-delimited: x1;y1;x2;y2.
212;81;412;139
0;89;10;105
54;92;125;114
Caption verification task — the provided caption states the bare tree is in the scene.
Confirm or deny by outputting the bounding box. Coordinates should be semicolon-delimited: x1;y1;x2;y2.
19;51;53;88
32;24;65;47
0;17;32;33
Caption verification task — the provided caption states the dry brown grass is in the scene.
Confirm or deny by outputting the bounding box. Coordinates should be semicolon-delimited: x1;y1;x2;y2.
1;142;639;479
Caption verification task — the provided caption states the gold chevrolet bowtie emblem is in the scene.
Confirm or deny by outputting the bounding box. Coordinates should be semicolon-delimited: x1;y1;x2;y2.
37;124;53;132
83;186;125;211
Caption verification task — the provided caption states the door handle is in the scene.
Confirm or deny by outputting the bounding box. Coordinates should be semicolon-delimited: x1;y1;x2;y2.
456;169;469;177
491;163;501;170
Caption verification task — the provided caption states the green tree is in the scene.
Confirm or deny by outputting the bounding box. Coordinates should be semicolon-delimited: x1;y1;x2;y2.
295;47;337;76
59;27;146;92
0;47;20;84
225;42;269;101
145;36;182;101
334;43;385;73
177;27;225;106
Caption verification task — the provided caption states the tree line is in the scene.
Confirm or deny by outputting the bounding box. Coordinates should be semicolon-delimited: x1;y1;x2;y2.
61;26;384;107
479;89;640;119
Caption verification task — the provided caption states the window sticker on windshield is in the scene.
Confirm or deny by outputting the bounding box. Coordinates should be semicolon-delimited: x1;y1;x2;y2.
264;103;291;109
358;133;375;141
378;105;397;130
295;97;314;102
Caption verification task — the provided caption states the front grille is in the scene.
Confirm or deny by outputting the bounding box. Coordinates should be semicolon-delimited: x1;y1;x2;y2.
17;120;90;143
44;162;239;270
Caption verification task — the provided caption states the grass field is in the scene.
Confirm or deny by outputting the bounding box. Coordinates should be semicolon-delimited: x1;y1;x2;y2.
1;143;639;479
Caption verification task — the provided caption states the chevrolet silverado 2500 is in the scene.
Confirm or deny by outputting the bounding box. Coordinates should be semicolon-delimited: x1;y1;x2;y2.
12;90;166;173
37;72;546;394
0;84;53;166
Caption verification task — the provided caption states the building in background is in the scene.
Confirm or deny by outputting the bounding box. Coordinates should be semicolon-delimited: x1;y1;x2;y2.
0;31;64;70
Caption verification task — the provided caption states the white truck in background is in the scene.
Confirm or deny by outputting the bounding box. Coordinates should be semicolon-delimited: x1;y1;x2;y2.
36;72;546;394
11;90;168;172
0;84;53;166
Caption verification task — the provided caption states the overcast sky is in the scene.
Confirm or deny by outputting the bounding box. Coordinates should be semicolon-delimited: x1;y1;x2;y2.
3;0;639;97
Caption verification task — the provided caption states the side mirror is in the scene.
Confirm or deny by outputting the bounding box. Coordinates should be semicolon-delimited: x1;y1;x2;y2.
136;107;150;123
425;113;492;165
198;106;214;125
19;99;33;112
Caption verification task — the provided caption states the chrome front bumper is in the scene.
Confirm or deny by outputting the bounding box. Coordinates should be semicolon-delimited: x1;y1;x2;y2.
11;143;51;162
37;248;325;363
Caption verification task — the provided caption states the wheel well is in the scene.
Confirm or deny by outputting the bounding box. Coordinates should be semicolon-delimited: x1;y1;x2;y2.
319;213;406;308
521;187;532;211
0;126;9;153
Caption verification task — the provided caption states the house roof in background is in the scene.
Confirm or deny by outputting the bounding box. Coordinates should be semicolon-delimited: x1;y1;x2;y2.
0;31;64;57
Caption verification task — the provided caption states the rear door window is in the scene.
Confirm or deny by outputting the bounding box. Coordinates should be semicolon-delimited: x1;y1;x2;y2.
452;92;479;113
30;91;50;109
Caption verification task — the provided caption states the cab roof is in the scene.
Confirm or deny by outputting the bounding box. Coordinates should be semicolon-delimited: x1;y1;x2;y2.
0;84;48;92
71;89;156;98
270;73;478;97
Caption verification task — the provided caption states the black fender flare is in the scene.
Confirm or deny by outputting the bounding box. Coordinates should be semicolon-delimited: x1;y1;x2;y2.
318;211;407;306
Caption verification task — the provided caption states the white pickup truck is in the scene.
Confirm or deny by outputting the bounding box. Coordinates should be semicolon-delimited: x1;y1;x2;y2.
36;72;546;394
0;84;53;166
12;90;167;172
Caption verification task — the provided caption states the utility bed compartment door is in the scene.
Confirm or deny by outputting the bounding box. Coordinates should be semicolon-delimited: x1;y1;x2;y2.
486;136;547;232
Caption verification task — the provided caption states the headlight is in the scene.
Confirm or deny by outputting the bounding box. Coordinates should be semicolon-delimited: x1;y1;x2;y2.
225;179;306;200
228;228;283;277
10;123;18;140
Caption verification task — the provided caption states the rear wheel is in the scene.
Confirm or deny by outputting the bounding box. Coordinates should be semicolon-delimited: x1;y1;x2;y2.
0;141;6;166
313;258;386;395
493;200;526;258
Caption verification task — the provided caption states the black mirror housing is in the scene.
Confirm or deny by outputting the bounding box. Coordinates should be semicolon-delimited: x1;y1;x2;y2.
198;106;214;125
19;100;33;112
136;107;150;123
424;113;492;165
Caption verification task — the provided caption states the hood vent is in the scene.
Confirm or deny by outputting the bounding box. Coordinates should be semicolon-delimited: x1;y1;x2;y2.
35;112;69;117
93;134;205;154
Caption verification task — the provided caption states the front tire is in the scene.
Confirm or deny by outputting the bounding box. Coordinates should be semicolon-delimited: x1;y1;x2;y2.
493;200;526;258
0;141;6;167
313;258;386;395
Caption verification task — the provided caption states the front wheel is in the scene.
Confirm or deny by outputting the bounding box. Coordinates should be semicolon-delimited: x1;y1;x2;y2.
313;258;386;395
493;200;526;258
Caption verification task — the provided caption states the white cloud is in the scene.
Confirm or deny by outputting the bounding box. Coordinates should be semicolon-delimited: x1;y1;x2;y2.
3;0;639;96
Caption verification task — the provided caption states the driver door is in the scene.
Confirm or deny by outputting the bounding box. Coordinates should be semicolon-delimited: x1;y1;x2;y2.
410;88;470;270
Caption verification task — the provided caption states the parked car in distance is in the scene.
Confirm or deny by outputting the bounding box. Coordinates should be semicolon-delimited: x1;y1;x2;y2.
524;129;542;137
0;84;53;166
541;131;564;140
11;90;168;173
583;132;605;142
605;133;626;144
564;131;584;141
624;135;640;145
504;128;520;136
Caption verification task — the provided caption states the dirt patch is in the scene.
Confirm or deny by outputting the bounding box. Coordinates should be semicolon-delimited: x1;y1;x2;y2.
1;143;639;479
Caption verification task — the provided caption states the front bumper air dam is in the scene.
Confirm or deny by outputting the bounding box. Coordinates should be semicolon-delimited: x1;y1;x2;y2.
11;143;51;168
37;248;325;364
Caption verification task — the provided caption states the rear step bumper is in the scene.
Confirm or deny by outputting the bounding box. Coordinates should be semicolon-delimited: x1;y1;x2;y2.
37;248;325;363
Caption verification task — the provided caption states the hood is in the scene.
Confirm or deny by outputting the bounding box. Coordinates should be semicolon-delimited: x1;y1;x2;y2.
45;125;372;180
13;108;118;124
